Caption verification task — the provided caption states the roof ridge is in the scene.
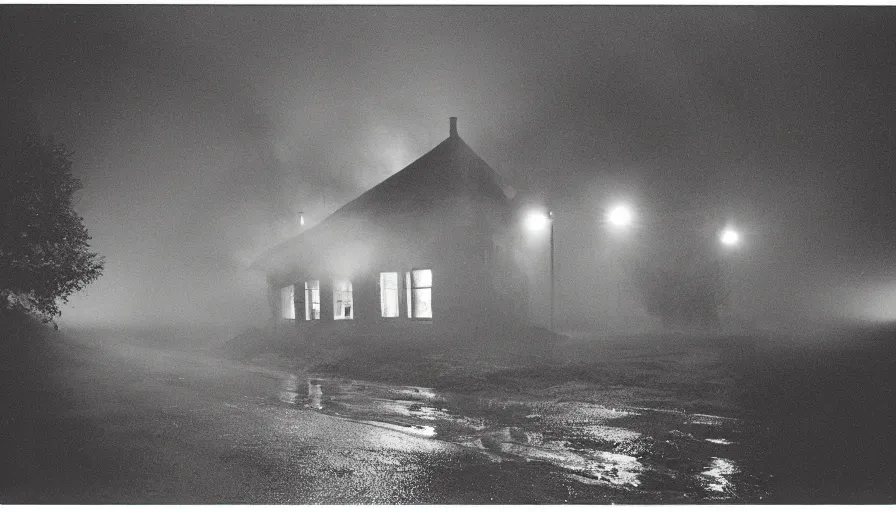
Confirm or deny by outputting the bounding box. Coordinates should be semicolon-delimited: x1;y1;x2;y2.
251;131;512;271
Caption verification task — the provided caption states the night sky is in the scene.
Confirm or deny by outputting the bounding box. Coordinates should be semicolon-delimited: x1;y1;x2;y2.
3;6;895;333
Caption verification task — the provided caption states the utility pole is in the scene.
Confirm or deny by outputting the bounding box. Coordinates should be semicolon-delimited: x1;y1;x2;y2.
549;211;555;332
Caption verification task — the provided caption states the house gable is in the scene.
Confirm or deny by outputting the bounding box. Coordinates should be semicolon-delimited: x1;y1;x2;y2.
254;119;515;278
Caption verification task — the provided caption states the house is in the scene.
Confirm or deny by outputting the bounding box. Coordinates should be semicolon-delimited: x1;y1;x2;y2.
252;118;544;347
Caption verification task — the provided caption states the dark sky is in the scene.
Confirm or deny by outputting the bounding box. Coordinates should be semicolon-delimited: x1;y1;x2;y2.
3;6;895;332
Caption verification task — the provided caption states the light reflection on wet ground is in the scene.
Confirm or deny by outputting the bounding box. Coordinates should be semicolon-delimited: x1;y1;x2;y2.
278;374;300;405
282;375;766;501
701;457;738;494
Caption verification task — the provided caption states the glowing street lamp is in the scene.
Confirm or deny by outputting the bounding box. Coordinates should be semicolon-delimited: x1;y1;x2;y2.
523;209;555;331
720;227;741;247
606;203;635;229
523;211;551;232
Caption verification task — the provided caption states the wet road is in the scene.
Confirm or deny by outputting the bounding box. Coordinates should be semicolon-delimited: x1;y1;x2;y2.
303;377;765;501
6;326;891;503
0;331;626;504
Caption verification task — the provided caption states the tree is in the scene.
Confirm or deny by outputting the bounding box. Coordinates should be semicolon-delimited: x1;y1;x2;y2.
0;133;104;322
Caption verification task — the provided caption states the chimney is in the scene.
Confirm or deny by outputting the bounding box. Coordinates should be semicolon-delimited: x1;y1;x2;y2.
449;117;458;138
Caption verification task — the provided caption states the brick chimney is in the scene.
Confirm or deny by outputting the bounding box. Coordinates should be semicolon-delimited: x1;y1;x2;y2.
449;117;458;138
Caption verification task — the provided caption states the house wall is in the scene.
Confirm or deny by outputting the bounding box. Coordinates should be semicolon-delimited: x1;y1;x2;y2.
269;195;532;346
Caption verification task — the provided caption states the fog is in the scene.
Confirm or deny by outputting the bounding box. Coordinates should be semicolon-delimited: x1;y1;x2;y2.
3;6;895;337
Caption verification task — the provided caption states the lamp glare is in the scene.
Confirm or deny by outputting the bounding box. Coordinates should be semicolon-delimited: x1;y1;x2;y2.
607;204;634;228
720;228;740;247
524;211;550;232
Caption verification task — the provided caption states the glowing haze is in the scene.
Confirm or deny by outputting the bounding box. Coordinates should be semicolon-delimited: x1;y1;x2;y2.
3;6;895;334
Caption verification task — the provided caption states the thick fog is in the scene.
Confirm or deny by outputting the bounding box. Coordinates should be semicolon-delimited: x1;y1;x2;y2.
3;6;895;336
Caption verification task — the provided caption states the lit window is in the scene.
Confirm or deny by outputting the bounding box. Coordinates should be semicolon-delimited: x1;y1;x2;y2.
333;279;353;320
380;272;399;318
406;269;432;319
304;280;320;320
405;271;411;318
280;285;295;320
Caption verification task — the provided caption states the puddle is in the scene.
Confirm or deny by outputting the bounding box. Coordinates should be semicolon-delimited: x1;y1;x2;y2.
299;378;488;434
478;427;643;486
579;425;641;443
285;376;757;500
362;420;437;438
701;457;738;494
278;374;300;405
545;402;634;423
307;379;323;409
631;406;687;415
688;413;736;426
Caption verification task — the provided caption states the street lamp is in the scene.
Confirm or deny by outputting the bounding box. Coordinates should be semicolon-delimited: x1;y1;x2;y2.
606;203;635;229
523;209;555;331
523;210;550;232
719;226;740;247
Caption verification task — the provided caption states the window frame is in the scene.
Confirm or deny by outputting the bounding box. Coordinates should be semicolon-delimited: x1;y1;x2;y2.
407;267;433;320
379;271;401;319
303;280;320;321
280;284;296;320
332;278;354;321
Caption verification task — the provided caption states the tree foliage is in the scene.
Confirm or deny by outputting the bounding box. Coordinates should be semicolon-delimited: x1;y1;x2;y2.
0;133;104;321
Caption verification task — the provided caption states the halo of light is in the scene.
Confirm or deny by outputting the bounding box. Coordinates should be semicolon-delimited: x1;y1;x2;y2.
720;227;741;247
606;204;634;228
523;211;551;232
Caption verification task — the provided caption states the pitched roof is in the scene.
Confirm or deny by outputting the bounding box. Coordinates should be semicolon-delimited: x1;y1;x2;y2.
252;119;515;272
